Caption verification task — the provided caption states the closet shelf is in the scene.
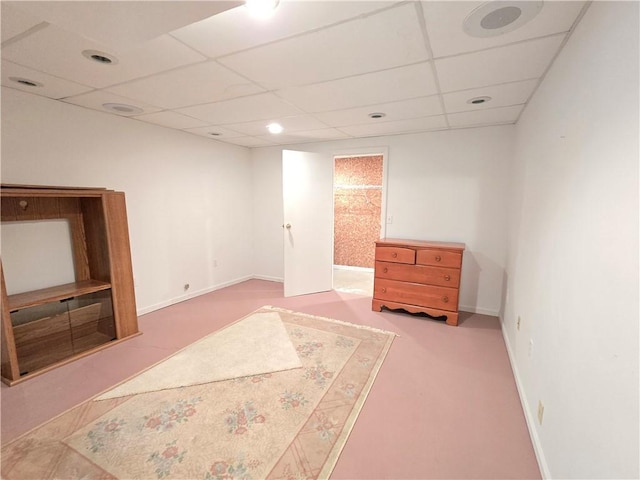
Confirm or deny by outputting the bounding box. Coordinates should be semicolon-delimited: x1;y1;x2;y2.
8;280;112;312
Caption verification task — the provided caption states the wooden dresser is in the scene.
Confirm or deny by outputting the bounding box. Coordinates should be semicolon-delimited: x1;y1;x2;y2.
372;238;465;326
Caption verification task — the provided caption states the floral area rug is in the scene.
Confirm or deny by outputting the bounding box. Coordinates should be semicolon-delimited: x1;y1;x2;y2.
97;310;302;400
1;306;396;480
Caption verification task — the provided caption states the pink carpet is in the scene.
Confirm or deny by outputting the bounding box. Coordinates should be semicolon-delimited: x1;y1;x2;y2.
0;279;541;479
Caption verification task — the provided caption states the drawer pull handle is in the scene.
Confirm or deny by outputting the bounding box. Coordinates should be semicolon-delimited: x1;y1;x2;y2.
435;255;442;262
383;267;388;273
381;287;387;293
444;274;451;281
442;296;449;303
392;252;397;258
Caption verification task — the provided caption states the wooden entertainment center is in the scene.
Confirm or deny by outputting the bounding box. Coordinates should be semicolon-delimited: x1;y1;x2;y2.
0;185;140;385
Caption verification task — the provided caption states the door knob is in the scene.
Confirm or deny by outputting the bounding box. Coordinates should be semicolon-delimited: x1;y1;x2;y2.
282;223;291;229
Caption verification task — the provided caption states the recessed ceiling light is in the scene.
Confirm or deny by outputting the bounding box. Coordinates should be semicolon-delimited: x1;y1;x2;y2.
267;123;283;134
245;0;279;19
368;112;386;119
102;103;143;115
467;96;492;105
463;1;543;38
9;77;43;88
82;49;119;65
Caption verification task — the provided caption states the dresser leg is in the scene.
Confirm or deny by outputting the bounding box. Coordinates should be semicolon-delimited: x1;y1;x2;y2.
371;300;383;312
445;313;459;326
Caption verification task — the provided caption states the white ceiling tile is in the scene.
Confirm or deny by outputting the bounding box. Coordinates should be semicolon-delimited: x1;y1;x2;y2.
1;60;93;99
183;125;245;139
436;34;566;92
226;115;330;136
106;61;264;109
442;79;538;113
448;105;524;127
315;96;442;127
340;115;447;137
171;1;396;59
177;93;303;125
11;1;241;51
1;25;206;88
277;62;438;113
134;111;209;130
62;90;162;117
223;136;277;147
252;135;310;146
423;1;586;58
218;3;428;90
0;0;588;144
1;3;44;43
254;128;352;145
287;129;352;141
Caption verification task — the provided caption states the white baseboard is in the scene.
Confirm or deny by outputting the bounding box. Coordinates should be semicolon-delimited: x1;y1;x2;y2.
500;318;551;479
138;284;498;318
136;275;254;316
459;304;499;317
252;274;283;283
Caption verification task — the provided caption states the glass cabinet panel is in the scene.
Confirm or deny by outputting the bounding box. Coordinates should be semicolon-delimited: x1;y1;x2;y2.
69;290;115;354
10;290;116;376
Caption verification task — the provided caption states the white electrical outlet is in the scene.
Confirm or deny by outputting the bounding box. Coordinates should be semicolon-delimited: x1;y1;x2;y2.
528;339;534;357
386;215;393;224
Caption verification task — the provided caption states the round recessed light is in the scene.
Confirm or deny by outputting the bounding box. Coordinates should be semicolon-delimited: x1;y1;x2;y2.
9;76;43;88
467;96;492;105
102;103;143;115
368;112;386;119
82;49;119;65
463;1;543;38
267;122;283;134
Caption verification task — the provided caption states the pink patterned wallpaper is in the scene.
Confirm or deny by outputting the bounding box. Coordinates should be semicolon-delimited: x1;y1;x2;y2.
334;156;383;268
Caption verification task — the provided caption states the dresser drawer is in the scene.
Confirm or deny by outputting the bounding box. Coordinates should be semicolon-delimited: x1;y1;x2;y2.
374;279;458;312
375;261;460;288
416;249;462;268
375;246;416;264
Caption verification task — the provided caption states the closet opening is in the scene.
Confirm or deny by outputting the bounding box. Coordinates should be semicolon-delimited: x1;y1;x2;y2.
332;154;384;296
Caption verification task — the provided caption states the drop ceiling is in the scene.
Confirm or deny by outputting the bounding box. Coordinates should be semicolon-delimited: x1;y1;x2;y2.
1;1;588;148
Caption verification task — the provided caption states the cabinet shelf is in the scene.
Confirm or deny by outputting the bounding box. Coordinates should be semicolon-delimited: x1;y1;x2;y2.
8;280;112;312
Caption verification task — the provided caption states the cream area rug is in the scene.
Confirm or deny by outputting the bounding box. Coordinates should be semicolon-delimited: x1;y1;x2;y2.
98;311;302;400
1;306;396;480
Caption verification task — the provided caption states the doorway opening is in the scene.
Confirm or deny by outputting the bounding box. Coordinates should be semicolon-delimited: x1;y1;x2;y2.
332;154;384;296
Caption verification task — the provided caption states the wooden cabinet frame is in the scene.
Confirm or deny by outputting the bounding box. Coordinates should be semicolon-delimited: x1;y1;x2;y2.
1;185;140;385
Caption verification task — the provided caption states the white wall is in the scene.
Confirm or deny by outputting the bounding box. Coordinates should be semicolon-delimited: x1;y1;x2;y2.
1;87;254;314
503;2;639;479
252;126;513;316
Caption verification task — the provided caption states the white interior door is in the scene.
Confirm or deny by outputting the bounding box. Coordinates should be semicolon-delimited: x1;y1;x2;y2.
282;149;333;297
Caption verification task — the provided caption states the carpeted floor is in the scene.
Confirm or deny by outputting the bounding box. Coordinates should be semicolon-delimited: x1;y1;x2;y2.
0;279;541;479
2;306;396;479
